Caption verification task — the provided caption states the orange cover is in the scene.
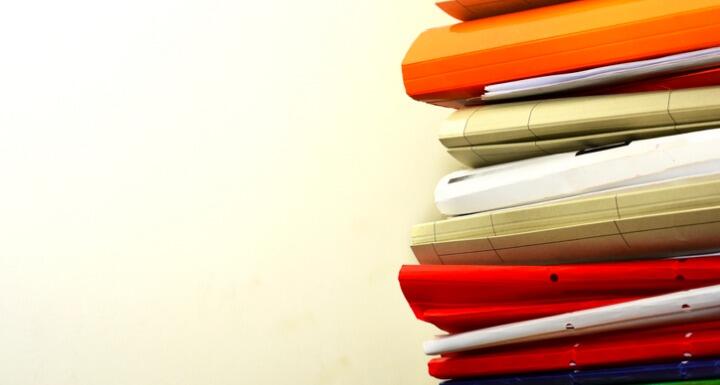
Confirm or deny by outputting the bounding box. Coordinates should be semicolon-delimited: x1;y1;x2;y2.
436;0;573;21
403;0;720;107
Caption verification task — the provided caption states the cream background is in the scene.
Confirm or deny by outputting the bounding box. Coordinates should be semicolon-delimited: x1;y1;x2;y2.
0;1;460;384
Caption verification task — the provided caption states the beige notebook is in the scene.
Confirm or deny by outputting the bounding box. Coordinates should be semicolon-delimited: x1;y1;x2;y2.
441;87;720;167
411;174;720;265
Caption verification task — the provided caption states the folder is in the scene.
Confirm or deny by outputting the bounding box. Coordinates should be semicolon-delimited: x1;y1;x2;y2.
436;0;573;21
443;361;720;385
440;86;720;168
399;256;720;333
437;129;720;216
429;320;720;379
423;284;720;355
402;0;720;107
412;174;720;265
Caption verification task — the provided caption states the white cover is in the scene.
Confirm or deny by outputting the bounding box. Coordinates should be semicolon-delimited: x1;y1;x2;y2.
481;46;720;101
435;129;720;216
423;284;720;355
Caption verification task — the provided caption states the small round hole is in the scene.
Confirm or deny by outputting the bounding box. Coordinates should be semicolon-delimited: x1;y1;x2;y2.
684;352;693;358
682;304;691;310
676;274;685;281
569;360;577;367
550;273;559;282
573;343;580;348
565;323;575;330
685;332;693;338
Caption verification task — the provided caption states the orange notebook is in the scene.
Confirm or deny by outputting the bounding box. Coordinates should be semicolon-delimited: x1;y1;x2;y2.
403;0;720;107
436;0;572;21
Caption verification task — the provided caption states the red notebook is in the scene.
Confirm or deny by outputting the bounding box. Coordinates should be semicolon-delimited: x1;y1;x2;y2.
400;257;720;333
429;320;720;379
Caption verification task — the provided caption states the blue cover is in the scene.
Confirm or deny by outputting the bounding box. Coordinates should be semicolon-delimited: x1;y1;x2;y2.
443;360;720;385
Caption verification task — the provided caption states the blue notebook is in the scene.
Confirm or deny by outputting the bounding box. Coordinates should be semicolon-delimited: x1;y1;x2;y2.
443;360;720;385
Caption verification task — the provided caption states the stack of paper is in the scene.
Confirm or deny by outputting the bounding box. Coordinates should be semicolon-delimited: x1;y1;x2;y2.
397;0;720;383
481;47;720;102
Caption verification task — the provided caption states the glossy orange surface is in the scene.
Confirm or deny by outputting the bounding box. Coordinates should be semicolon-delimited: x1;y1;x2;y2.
403;0;720;106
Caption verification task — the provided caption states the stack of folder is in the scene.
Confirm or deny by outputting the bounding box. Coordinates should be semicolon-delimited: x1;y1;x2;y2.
398;1;720;385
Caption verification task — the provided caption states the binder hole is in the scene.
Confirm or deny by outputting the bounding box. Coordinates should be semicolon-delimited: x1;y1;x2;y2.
682;304;691;310
676;274;685;281
573;343;580;348
685;332;693;338
550;273;559;282
565;323;575;330
569;360;577;367
684;352;693;358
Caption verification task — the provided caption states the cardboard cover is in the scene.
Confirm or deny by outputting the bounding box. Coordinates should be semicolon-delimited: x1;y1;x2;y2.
437;130;720;215
440;86;720;168
411;174;720;265
429;320;720;379
399;256;720;333
402;0;720;107
443;361;720;385
436;0;573;21
423;284;720;355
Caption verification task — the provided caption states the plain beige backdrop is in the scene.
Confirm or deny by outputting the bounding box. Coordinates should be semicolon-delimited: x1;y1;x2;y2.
0;1;461;384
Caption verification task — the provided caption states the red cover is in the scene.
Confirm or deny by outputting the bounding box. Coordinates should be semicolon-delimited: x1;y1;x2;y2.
429;320;720;379
400;257;720;333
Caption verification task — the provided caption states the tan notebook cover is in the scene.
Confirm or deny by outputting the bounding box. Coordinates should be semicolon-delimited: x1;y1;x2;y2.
411;174;720;265
440;87;720;167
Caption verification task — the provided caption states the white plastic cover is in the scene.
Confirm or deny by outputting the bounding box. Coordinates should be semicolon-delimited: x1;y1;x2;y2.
435;129;720;216
423;283;720;355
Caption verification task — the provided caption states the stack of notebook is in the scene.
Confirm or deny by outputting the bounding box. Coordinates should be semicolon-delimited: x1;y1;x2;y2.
399;1;720;385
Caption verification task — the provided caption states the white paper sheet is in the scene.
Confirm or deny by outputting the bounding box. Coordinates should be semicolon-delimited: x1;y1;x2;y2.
481;47;720;101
